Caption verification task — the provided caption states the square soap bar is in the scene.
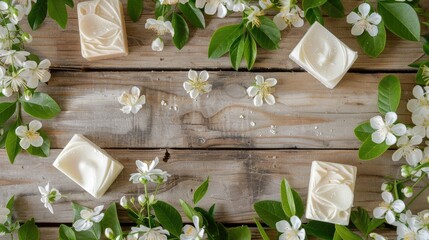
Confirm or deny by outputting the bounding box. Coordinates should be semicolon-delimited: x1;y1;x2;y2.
306;161;357;225
289;22;358;89
77;0;128;61
53;134;124;199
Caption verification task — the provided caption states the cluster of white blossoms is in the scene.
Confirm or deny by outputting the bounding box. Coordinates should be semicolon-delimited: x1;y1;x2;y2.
0;0;52;99
346;3;382;37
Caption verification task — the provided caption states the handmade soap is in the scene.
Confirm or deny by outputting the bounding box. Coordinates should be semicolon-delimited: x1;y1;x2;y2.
289;22;357;89
77;0;128;61
306;161;357;225
53;134;124;199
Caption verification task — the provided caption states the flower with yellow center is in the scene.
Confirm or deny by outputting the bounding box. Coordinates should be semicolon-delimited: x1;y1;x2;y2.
247;75;277;107
15;120;43;149
373;191;405;224
183;70;212;99
145;17;175;37
180;216;206;240
246;6;264;28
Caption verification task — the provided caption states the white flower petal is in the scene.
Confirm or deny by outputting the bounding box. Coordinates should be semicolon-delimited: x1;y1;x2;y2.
385;210;395;224
217;4;227;18
290;216;301;229
247;86;259;97
254;94;263;107
31;136;44;147
19;138;30;149
204;2;218;15
371;129;387;144
190;89;200;99
265;78;277;87
183;81;193;91
29;120;42;131
275;220;291;233
188;70;198;81
358;3;371;18
370;116;384;130
373;207;387;219
273;14;287;31
385;132;397;146
351;22;365;36
385;112;398;125
391;124;406;136
255;75;264;85
381;191;393;203
264;94;276;105
367;12;382;25
366;24;379;37
195;0;206;8
346;12;361;24
199;70;209;81
15;126;28;137
391;200;405;213
392;148;404;161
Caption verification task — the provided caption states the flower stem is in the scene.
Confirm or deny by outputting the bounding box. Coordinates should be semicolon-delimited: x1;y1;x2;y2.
144;183;151;228
407;182;429;207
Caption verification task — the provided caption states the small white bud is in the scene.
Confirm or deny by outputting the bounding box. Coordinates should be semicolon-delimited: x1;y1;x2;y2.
151;37;164;52
120;196;129;209
401;186;413;198
138;194;145;206
105;228;114;239
381;182;392;192
21;32;32;43
2;87;12;97
401;165;412;178
24;89;32;101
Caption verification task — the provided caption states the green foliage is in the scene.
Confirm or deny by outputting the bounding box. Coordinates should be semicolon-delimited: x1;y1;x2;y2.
6;122;21;164
47;0;70;29
356;21;386;58
243;34;257;70
153;201;183;237
254;217;271;240
0;102;16;125
227;226;251;240
321;0;344;18
305;7;324;25
304;220;335;240
180;199;202;222
334;225;363;240
280;179;296;218
230;36;245;70
28;0;47;30
378;2;420;41
358;138;389;160
303;0;326;24
193;177;210;205
247;17;280;50
155;1;172;18
253;200;288;229
350;207;385;237
18;218;39;240
26;130;50;157
209;24;244;59
128;0;144;22
172;13;190;49
179;1;205;29
21;92;61;119
59;225;76;240
100;203;122;237
378;75;401;114
354;122;373;142
416;63;429;85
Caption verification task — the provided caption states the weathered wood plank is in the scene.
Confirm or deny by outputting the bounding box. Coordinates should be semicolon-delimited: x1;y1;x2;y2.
19;71;414;149
22;0;427;70
0;149;425;224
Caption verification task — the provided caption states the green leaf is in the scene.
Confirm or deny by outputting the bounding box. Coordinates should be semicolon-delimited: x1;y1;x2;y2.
253;200;288;229
28;0;48;30
155;1;172;18
193;177;210;205
354;122;374;142
423;44;429;55
410;60;429;69
172;13;189;50
63;0;74;7
0;102;16;125
18;218;39;240
321;0;344;18
195;207;219;240
6;195;14;217
305;8;324;25
335;225;363;240
378;2;420;41
230;36;245;70
178;2;205;29
358;137;389;160
179;199;202;222
47;0;68;29
333;231;342;240
0;128;8;148
59;224;76;240
243;34;257;70
350;207;369;235
378;75;401;114
303;0;327;14
416;63;429;85
153;201;183;237
357;21;386;58
72;202;86;222
254;217;271;240
247;17;280;50
208;24;243;58
128;0;143;22
6;122;21;164
27;130;50;157
21;92;61;119
74;224;101;240
367;218;385;234
291;189;304;218
100;203;122;237
304;220;335;240
227;226;251;240
218;223;229;240
280;179;296;218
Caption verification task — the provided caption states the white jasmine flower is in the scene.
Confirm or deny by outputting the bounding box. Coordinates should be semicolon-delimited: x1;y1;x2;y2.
417;210;429;226
38;182;62;214
130;225;170;240
275;216;306;240
129;157;170;184
246;6;264;28
259;0;273;9
15;120;43;150
196;0;227;18
0;1;8;11
2;72;27;93
225;0;246;12
346;3;382;37
407;85;429;114
0;50;29;66
12;0;35;15
370;112;406;145
21;59;51;88
0;205;10;224
369;233;386;240
160;0;188;5
373;191;405;224
180;216;207;240
396;222;429;240
118;86;146;114
183;70;212;99
411;110;429;138
7;5;25;24
152;37;164;52
247;75;277;107
401;186;413;198
273;6;304;30
127;233;139;240
145;17;175;37
73;205;104;232
0;25;16;50
392;135;423;166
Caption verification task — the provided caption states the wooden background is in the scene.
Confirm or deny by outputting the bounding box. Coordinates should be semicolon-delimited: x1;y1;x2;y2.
1;0;428;238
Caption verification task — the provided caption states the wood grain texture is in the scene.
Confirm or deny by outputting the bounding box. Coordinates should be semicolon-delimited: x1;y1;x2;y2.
22;0;427;70
0;149;425;224
19;71;415;149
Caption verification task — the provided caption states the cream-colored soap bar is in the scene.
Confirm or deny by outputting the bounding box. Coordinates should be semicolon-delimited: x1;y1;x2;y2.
306;161;357;225
289;22;357;89
53;134;124;199
77;0;128;61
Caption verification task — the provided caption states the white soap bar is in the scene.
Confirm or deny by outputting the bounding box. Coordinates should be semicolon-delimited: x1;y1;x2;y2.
53;134;124;199
77;0;128;61
306;161;357;225
289;22;357;89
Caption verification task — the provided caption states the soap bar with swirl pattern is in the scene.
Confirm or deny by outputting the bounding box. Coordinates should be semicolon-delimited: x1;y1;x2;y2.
77;0;128;61
289;22;357;89
53;134;124;199
306;161;357;225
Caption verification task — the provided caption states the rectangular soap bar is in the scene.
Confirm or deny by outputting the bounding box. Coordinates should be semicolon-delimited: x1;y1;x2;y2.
289;22;357;89
77;0;128;61
306;161;357;225
53;134;124;199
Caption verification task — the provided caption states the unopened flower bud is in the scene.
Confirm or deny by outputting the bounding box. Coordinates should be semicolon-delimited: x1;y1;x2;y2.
24;89;32;101
148;194;156;205
401;165;412;178
120;196;129;209
21;32;32;43
130;197;135;205
401;186;413;198
105;228;114;239
2;87;12;97
381;182;392;192
137;194;145;206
